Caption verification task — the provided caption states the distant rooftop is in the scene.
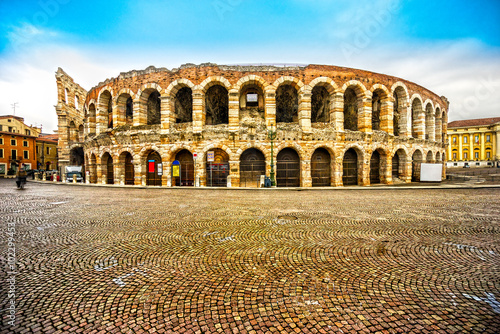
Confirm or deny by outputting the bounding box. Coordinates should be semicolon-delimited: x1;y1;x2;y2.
448;117;500;128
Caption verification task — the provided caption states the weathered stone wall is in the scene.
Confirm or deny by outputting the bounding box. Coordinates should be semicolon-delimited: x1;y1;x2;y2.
62;63;448;187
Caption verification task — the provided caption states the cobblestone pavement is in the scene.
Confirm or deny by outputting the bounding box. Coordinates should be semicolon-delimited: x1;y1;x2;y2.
1;179;499;334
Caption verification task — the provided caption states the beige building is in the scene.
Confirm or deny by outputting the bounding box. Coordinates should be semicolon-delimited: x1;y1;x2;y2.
447;117;500;167
36;134;59;170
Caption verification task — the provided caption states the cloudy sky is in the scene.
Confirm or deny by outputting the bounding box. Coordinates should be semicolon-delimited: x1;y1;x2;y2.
1;0;499;133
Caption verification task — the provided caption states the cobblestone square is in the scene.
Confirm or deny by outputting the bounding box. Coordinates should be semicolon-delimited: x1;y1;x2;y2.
1;180;499;333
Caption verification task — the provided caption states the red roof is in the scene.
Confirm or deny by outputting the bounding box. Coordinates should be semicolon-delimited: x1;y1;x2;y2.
448;117;500;128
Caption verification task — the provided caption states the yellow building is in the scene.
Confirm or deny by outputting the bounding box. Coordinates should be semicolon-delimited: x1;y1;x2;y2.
36;134;59;170
447;117;500;168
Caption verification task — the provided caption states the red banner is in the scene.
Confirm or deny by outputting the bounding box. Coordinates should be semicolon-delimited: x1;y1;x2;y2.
148;161;155;173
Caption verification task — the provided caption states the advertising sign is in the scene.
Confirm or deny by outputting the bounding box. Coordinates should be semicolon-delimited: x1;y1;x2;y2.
207;151;214;162
172;165;180;177
148;160;155;173
157;163;163;175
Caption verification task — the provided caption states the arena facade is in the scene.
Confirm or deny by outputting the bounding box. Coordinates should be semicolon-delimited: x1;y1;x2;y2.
55;63;448;187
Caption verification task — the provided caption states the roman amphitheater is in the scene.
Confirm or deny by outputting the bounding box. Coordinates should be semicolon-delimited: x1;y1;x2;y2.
55;63;448;188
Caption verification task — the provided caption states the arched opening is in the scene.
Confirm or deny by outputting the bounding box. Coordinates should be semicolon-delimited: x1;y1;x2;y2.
99;91;113;129
146;151;162;186
425;103;434;140
240;148;266;187
277;148;300;187
205;85;229;125
174;149;194;186
78;125;84;142
69;121;77;142
311;86;329;123
393;87;406;136
175;87;193;123
276;84;298;123
426;151;433;163
343;88;358;131
370;150;381;184
435;108;442;143
311;148;331;186
392;151;400;180
117;93;134;126
206;148;229;187
69;147;84;166
412;150;423;181
343;149;358;185
239;84;265;124
436;152;441;163
147;91;161;125
124;152;134;185
371;91;381;131
102;152;114;184
411;99;423;139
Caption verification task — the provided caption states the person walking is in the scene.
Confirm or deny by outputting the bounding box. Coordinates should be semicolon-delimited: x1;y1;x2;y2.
16;164;27;189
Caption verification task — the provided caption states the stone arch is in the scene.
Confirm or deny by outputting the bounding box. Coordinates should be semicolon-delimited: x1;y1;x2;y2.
275;77;302;124
311;147;333;187
424;101;435;141
275;141;306;162
235;142;271;162
391;82;410;137
411;148;424;181
117;150;135;185
239;147;267;187
370;84;391;133
276;147;301;187
97;87;113;131
341;144;364;186
87;102;97;135
116;88;135;126
69;121;77;142
236;75;268;112
426;150;434;163
410;94;424;139
137;83;162;126
342;81;368;131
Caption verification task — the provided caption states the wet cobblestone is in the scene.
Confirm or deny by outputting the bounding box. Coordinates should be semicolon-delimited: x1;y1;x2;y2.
1;179;499;333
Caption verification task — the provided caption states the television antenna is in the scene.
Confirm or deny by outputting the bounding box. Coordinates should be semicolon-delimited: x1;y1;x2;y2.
11;102;19;115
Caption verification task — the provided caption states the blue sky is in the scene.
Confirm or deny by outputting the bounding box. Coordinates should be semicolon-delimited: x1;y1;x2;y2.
1;0;499;132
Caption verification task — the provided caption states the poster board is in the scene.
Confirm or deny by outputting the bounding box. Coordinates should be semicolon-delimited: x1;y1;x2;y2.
420;163;442;182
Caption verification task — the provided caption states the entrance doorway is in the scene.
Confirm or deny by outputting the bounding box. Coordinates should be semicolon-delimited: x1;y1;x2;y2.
146;151;162;186
392;152;400;180
174;150;194;186
206;149;229;187
240;148;266;187
124;153;134;185
277;148;300;187
343;149;358;185
370;151;380;184
102;153;114;184
311;148;331;186
412;151;423;182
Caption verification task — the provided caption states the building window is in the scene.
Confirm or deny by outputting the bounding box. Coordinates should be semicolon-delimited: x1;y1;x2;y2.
0;149;3;158
452;136;457;144
46;147;50;155
464;152;468;160
486;152;491;159
25;130;31;136
75;96;79;109
0;125;2;131
474;152;479;159
0;138;3;145
36;146;39;154
486;135;491;142
23;140;28;147
65;88;69;103
464;136;468;143
474;135;479;144
8;126;13;132
11;139;16;146
452;153;457;160
0;163;5;174
11;150;17;159
24;150;29;159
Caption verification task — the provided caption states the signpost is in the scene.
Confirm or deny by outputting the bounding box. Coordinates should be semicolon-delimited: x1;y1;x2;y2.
207;151;214;186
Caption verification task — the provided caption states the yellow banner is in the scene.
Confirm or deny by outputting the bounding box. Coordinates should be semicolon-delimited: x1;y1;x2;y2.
172;165;180;177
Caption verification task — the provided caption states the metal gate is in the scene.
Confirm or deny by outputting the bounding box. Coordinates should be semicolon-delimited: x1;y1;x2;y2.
106;157;114;184
207;163;229;187
343;149;358;185
392;153;400;179
277;148;300;187
240;149;266;187
125;154;134;185
311;148;331;186
370;151;380;184
147;152;162;186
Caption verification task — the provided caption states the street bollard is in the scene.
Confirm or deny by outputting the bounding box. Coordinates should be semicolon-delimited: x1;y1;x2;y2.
73;175;77;183
42;173;46;181
53;172;58;182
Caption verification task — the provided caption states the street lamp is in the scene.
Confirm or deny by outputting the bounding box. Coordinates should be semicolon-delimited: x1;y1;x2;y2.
268;122;277;187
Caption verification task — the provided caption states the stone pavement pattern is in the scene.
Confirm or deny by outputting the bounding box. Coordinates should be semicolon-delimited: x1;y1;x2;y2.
0;180;499;334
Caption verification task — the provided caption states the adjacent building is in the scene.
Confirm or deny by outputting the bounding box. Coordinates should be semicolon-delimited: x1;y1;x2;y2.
36;133;59;170
0;115;41;175
446;117;500;168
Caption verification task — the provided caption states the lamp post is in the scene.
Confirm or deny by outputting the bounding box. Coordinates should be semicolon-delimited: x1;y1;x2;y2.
268;123;277;187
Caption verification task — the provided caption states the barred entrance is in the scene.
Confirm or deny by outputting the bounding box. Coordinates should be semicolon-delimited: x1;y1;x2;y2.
370;151;380;184
206;149;229;187
342;149;358;185
277;148;300;187
392;152;400;179
125;153;134;185
174;149;194;186
412;151;422;182
311;148;331;187
146;151;162;186
240;148;266;187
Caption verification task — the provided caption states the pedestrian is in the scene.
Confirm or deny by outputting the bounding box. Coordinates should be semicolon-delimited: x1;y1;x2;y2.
16;164;27;189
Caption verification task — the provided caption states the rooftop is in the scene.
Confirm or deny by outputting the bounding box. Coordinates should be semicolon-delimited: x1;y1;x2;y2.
448;117;500;128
